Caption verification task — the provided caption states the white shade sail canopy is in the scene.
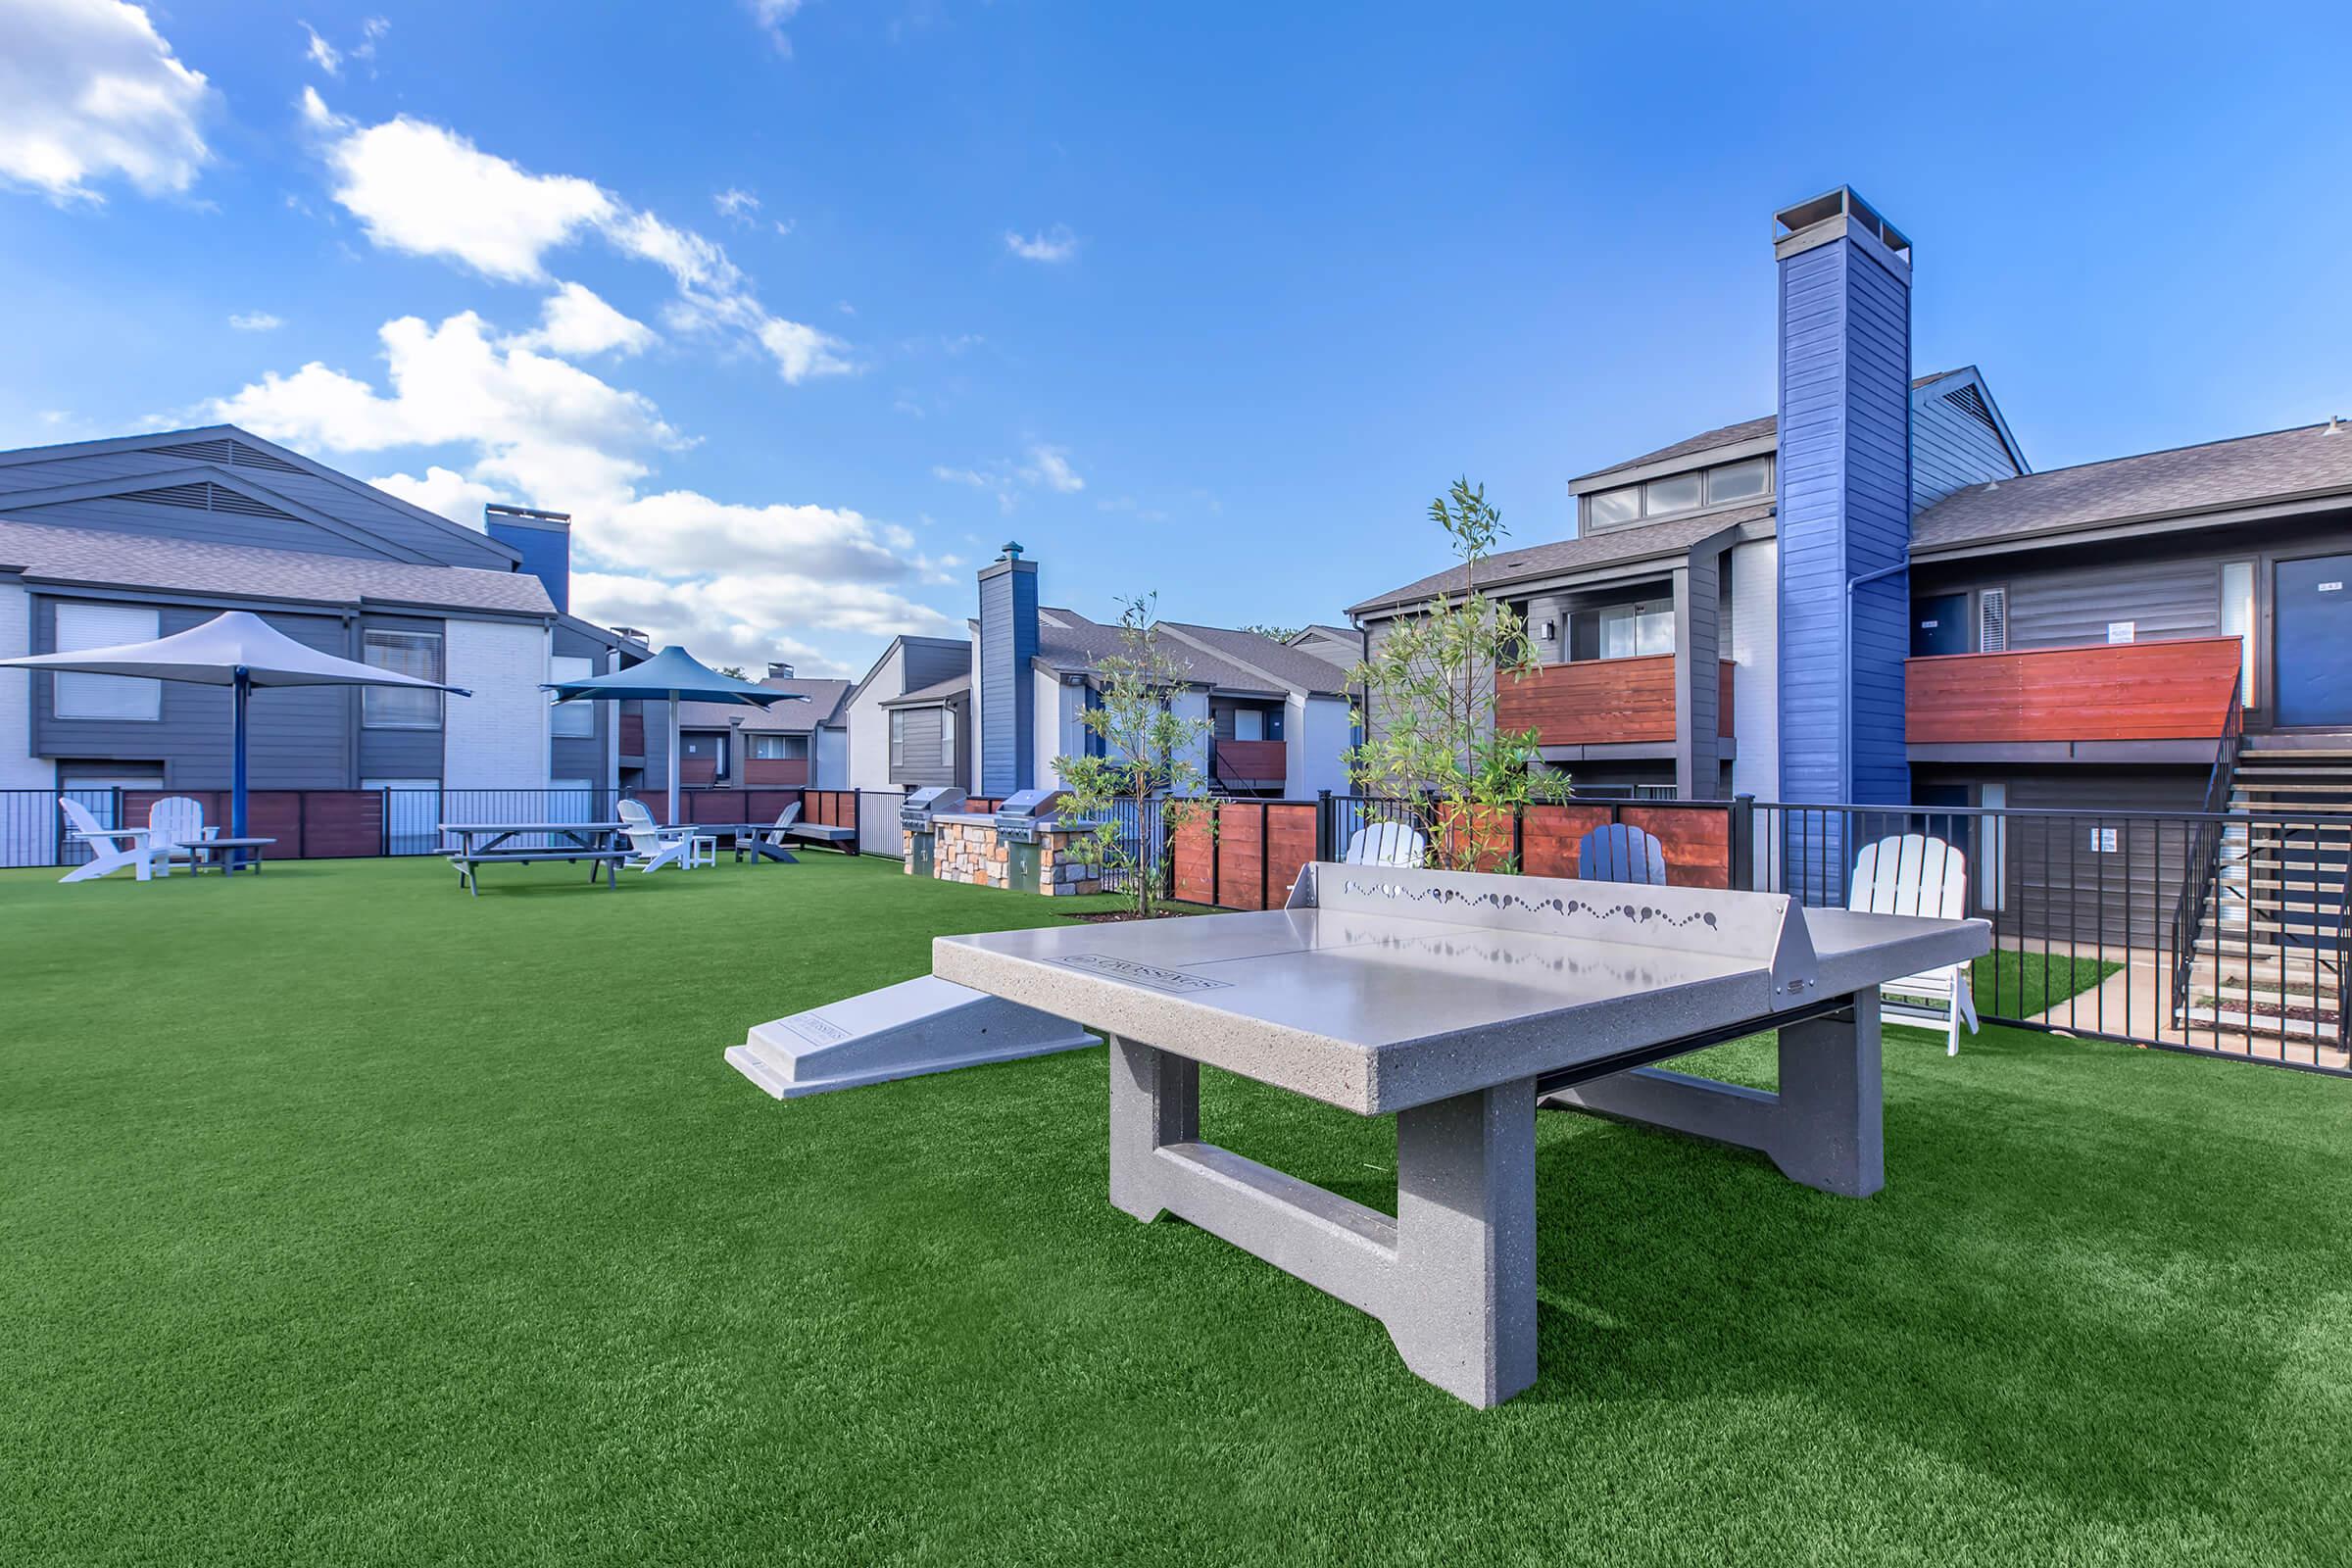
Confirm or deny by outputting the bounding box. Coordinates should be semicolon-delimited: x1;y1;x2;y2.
0;609;469;693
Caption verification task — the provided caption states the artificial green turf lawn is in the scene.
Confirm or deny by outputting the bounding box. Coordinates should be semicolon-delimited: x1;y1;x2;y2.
5;855;2349;1566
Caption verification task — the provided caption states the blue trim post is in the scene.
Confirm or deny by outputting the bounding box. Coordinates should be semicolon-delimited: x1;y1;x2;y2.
231;666;250;840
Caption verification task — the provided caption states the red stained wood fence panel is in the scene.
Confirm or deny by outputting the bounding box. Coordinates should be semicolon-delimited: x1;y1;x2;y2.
1495;655;1677;745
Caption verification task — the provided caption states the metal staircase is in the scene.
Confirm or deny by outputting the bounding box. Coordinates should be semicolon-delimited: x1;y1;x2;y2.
2178;741;2352;1046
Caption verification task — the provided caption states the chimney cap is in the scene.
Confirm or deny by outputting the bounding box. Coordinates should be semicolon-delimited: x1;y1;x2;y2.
766;661;796;678
612;625;650;644
1774;186;1910;264
483;503;572;530
999;540;1025;560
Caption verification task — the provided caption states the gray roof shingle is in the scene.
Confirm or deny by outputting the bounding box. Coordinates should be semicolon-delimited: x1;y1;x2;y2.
1034;608;1329;695
677;675;852;733
1574;370;1966;483
0;515;554;614
1159;621;1348;695
1912;422;2352;552
1348;506;1763;617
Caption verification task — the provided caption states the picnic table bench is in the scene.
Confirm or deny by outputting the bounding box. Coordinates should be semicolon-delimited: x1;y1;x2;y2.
440;822;631;897
785;822;858;854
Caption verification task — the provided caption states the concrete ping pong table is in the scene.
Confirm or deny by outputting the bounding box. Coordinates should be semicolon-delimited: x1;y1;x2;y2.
930;861;1989;1407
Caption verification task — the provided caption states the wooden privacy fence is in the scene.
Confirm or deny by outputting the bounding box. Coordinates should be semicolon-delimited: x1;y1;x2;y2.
1168;797;1736;912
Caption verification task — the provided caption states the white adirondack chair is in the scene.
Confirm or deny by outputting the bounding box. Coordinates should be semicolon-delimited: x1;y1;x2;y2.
147;796;212;877
56;797;168;884
1850;832;1981;1054
616;798;697;873
1342;820;1428;868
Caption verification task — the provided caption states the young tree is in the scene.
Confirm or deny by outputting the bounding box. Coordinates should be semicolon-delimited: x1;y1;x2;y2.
1053;595;1217;918
1347;478;1568;871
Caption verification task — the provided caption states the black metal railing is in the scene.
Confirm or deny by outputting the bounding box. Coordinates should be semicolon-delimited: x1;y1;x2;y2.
2167;678;2246;1025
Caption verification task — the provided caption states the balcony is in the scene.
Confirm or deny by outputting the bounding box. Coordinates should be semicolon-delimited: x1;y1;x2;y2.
1494;656;1736;749
1906;636;2241;759
1213;739;1287;790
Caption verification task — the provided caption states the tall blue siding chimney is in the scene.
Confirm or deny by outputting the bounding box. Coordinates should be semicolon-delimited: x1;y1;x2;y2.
1775;189;1913;838
977;542;1039;796
485;505;571;612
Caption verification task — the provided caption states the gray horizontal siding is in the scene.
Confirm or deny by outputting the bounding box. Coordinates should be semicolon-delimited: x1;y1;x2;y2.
8;494;386;557
889;702;960;788
32;596;355;788
1912;383;2020;510
902;638;969;694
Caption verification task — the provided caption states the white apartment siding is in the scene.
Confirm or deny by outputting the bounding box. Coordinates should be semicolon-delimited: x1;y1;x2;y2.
0;583;52;788
1729;538;1780;802
1033;666;1078;789
442;617;551;786
845;643;902;793
1292;693;1354;797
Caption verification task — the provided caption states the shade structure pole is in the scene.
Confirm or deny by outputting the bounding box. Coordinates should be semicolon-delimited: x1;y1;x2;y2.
231;667;251;840
668;696;681;828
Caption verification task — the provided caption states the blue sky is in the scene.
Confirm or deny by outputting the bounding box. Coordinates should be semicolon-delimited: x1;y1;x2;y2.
4;1;2348;676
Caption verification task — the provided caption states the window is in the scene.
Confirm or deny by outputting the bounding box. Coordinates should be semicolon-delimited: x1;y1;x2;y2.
889;709;906;769
941;706;957;766
2222;561;2255;707
53;603;161;719
363;628;443;728
1234;710;1265;741
1978;589;2008;654
1586;457;1774;528
1706;458;1770;504
549;655;594;736
1643;473;1703;515
750;734;808;760
1589;486;1642;526
1598;601;1674;659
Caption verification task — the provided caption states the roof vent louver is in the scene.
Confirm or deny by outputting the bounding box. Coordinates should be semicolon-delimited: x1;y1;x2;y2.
150;438;235;465
122;480;298;521
1941;382;2003;440
228;440;305;473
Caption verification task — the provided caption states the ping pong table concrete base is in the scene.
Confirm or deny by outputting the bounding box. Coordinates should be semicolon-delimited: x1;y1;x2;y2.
924;862;1985;1408
1105;998;1881;1406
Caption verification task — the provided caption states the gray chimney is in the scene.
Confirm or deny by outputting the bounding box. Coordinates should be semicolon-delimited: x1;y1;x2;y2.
767;662;795;680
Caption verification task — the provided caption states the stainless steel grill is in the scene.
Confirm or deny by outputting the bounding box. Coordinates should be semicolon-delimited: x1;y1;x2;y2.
993;788;1067;846
901;786;966;832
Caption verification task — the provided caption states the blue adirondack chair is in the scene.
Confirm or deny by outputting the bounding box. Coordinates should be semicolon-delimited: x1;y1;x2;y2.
1576;822;1668;886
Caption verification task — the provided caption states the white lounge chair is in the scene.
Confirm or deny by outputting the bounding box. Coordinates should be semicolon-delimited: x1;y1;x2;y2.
1341;820;1428;868
1850;832;1982;1055
616;798;698;873
148;796;213;877
57;797;168;884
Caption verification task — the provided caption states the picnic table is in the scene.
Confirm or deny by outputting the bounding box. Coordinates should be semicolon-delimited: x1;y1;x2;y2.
440;821;630;896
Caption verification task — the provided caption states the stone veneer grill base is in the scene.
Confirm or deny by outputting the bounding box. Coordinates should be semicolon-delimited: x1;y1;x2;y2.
906;814;1102;896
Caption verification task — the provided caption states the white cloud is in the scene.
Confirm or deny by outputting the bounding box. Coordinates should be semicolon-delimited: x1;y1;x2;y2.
301;22;340;74
228;311;283;332
1004;224;1077;264
301;97;847;383
308;101;613;282
0;0;215;204
713;186;760;224
505;282;655;358
214;306;950;672
746;0;804;56
932;444;1087;513
1023;444;1084;493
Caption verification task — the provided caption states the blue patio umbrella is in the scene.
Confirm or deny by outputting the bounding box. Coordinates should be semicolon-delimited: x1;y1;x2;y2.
0;610;469;846
544;644;804;825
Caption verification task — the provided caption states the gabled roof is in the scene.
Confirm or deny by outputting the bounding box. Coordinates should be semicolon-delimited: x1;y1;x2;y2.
1032;607;1340;697
0;424;522;567
843;633;970;710
1572;369;2005;485
880;673;972;709
678;674;853;733
0;516;553;614
1913;420;2352;555
0;463;442;564
1348;506;1761;618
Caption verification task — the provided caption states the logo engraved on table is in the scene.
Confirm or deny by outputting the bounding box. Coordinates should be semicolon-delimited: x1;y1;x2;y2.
1053;954;1234;995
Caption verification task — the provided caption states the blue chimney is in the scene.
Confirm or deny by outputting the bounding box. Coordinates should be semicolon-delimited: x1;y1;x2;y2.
1774;188;1912;834
977;542;1038;795
486;504;571;613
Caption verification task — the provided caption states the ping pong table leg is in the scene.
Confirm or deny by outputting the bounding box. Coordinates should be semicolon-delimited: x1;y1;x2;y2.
1769;990;1884;1199
1387;1078;1540;1408
1107;1036;1199;1222
1542;992;1885;1200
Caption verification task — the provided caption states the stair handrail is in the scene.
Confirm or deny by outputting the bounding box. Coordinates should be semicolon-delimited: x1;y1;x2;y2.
2170;674;2244;1024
